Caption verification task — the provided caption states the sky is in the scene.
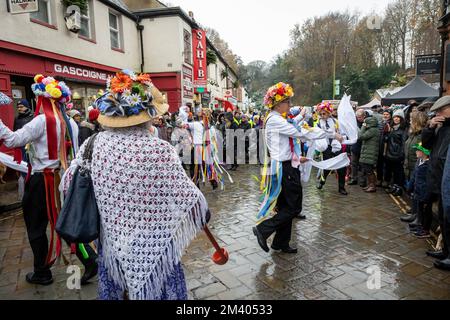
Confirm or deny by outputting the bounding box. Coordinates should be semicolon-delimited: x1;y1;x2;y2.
168;0;394;64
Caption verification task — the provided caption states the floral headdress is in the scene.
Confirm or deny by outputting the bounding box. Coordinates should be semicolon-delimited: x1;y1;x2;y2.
95;69;156;118
316;102;334;114
264;82;294;109
32;74;72;104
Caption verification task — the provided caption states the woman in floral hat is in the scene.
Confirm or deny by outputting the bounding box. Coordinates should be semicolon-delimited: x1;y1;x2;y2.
63;70;210;300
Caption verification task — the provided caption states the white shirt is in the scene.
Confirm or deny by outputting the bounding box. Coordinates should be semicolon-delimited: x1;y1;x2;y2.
186;121;204;145
0;115;61;173
266;111;325;162
69;118;79;155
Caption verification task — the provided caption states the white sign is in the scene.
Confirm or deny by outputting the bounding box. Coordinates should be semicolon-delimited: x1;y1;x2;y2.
8;0;38;14
224;89;232;98
12;89;22;99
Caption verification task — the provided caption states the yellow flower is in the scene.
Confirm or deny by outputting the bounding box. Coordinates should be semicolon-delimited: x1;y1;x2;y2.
275;94;282;102
49;88;62;99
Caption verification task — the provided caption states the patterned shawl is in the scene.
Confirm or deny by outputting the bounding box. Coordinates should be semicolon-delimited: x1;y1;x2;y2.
64;126;208;299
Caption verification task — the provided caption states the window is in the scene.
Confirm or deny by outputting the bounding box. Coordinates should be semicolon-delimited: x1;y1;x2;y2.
184;30;192;65
109;12;121;49
79;1;93;39
31;0;51;24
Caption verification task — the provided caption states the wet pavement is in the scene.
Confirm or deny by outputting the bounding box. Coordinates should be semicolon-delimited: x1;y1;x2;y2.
1;165;449;300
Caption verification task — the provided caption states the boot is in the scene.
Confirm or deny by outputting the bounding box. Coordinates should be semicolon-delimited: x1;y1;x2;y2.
76;244;98;285
364;174;377;193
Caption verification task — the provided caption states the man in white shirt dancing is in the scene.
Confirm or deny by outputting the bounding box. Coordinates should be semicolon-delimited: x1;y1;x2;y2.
253;82;332;254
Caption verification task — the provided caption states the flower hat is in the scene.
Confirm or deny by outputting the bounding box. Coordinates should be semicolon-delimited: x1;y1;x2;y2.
95;69;169;128
264;82;294;109
316;102;334;114
32;74;72;104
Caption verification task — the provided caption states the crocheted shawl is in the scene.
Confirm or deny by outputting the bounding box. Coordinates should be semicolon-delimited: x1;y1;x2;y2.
64;126;208;299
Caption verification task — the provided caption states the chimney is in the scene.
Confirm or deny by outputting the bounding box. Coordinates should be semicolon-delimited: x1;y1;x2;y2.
188;11;194;19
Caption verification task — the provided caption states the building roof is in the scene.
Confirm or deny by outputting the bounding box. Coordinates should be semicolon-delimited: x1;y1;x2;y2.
98;0;136;19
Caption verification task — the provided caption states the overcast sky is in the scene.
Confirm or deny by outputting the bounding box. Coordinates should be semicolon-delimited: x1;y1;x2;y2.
168;0;393;64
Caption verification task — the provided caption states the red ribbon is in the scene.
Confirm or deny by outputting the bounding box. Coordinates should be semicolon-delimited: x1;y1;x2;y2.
43;169;61;266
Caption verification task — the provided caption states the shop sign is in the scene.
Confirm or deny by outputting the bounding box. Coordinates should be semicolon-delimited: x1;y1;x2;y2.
192;29;208;93
52;63;113;83
417;54;441;76
7;0;38;14
182;65;193;98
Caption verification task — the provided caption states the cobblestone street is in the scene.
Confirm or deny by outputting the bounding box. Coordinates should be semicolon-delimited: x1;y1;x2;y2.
1;165;450;300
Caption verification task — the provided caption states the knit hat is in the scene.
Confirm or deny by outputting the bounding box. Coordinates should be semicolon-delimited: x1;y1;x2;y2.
17;99;31;110
88;108;100;122
95;69;169;128
393;109;405;119
413;143;430;156
68;109;81;118
264;82;294;109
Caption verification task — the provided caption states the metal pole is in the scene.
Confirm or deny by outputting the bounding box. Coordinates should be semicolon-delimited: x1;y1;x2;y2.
333;44;337;100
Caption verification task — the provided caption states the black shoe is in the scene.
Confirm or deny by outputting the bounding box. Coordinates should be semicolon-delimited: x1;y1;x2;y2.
317;180;325;190
271;245;298;254
409;221;421;228
26;272;53;286
434;258;450;271
426;250;447;260
339;188;348;196
81;262;98;285
296;214;306;220
253;227;269;253
400;214;416;223
392;187;403;197
348;180;358;186
211;180;218;190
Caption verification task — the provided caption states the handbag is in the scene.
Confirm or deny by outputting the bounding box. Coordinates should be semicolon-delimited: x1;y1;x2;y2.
56;134;99;243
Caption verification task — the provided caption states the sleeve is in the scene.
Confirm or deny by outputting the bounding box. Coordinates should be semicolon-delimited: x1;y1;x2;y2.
359;127;376;141
421;127;435;150
0;116;45;148
269;116;323;140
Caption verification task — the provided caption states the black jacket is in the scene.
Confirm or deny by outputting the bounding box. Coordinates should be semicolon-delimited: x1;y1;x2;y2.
14;111;34;131
385;126;406;162
422;118;450;195
351;121;364;155
409;160;430;202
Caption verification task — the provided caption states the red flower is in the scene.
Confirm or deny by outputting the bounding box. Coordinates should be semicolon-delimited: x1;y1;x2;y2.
277;87;285;96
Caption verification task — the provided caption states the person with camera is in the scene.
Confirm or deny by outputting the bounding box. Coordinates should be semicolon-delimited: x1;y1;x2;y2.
421;96;450;271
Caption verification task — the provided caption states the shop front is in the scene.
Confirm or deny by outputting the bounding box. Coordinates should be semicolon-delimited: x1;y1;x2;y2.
0;40;118;154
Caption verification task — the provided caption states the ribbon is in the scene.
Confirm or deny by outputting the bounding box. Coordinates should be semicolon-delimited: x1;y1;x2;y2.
43;169;61;266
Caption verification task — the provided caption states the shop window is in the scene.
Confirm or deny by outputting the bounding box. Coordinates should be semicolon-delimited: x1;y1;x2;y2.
109;11;123;50
30;0;53;26
79;0;95;40
184;30;192;65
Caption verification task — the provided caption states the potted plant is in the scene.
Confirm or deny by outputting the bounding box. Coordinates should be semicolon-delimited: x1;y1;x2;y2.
221;69;228;80
207;50;217;66
62;0;88;14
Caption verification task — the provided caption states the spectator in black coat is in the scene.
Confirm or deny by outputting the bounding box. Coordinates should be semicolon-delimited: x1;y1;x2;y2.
421;96;450;270
407;144;432;239
349;109;366;186
14;99;34;131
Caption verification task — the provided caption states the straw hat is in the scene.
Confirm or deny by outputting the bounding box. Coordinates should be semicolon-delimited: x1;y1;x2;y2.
96;70;169;128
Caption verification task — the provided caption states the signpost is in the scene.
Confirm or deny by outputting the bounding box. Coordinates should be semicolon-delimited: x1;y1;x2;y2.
192;29;208;94
416;54;441;76
7;0;38;14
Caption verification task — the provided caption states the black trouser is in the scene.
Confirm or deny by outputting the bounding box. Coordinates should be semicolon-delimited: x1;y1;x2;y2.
417;199;433;232
384;159;404;187
351;153;361;182
322;148;346;190
430;193;450;256
22;173;97;276
257;162;303;249
376;147;385;182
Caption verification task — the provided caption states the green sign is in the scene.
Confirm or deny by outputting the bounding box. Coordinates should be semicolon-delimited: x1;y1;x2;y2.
196;87;205;93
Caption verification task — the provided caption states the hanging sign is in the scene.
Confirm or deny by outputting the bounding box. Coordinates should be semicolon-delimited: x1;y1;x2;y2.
192;29;208;93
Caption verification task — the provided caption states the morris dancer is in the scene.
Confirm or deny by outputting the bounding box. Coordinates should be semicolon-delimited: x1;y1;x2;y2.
314;102;347;195
0;75;97;285
253;83;328;254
